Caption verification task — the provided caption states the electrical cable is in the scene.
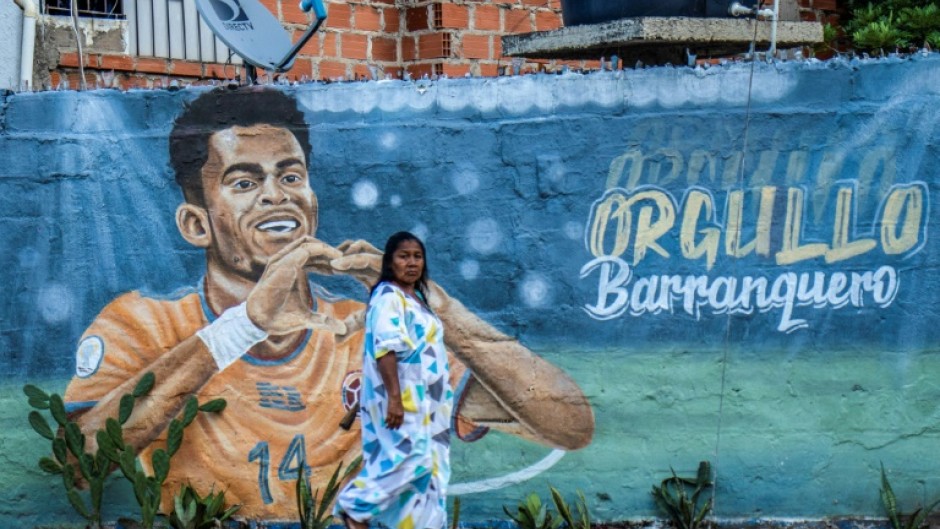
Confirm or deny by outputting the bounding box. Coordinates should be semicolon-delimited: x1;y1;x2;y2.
711;3;763;517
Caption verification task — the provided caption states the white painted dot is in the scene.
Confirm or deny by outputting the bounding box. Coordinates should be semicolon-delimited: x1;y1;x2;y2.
467;218;502;255
459;260;480;281
379;132;399;151
352;180;379;209
519;273;552;308
411;223;429;242
451;167;480;195
390;195;402;207
563;221;583;240
545;159;565;183
18;248;40;267
38;283;72;323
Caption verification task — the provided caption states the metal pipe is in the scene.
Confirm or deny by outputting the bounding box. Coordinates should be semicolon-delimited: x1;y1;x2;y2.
769;0;780;57
13;0;38;90
728;2;754;17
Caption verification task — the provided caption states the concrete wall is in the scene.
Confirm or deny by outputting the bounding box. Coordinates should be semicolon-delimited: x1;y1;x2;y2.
0;1;24;91
1;56;939;527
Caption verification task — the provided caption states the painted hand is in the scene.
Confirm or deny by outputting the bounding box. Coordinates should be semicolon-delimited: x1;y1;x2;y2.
330;239;383;286
247;236;347;336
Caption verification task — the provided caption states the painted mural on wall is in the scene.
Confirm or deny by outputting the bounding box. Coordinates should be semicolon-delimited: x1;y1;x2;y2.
2;57;940;526
59;88;594;519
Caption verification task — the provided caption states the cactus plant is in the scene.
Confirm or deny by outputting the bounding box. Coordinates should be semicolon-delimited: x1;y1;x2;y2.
24;372;156;528
24;373;227;529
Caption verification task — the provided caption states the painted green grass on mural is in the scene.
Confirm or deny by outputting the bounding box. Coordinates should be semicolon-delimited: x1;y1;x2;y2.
880;462;940;529
651;461;713;529
168;483;241;529
23;373;228;529
296;455;361;529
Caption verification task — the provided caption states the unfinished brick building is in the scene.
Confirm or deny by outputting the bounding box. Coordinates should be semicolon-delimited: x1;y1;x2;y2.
25;0;841;89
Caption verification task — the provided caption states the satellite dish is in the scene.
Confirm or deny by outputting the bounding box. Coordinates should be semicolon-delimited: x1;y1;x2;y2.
196;0;326;76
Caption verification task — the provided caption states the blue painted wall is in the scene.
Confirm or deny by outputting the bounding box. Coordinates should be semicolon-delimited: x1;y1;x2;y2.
2;56;940;526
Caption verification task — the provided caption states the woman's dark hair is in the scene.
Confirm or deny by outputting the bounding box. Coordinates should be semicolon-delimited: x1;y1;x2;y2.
371;231;430;301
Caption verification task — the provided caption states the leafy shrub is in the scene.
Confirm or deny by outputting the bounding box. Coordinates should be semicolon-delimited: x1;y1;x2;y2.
651;461;713;529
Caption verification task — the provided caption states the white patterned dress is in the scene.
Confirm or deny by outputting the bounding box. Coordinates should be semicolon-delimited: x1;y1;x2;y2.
335;281;453;529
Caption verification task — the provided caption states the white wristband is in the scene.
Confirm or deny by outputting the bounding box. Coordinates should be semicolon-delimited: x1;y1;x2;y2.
197;302;268;371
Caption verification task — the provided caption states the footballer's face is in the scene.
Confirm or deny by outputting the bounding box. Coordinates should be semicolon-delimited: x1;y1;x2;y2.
200;124;318;279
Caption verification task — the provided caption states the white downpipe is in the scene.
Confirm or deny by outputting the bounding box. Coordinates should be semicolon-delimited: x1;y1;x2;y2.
769;0;780;57
729;1;780;58
13;0;38;90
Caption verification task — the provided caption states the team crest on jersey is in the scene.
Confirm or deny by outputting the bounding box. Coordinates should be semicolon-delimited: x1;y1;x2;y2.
342;371;361;411
75;336;104;378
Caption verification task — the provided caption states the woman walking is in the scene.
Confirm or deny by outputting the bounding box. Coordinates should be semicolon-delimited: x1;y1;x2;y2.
336;231;453;529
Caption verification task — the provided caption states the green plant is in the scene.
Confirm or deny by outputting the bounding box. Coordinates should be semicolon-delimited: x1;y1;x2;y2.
899;4;940;46
880;463;940;529
550;487;590;529
450;496;461;529
24;373;157;528
503;492;562;529
846;3;889;35
117;395;227;529
296;456;361;529
853;15;911;54
651;461;713;529
168;483;241;529
844;1;940;53
24;374;227;529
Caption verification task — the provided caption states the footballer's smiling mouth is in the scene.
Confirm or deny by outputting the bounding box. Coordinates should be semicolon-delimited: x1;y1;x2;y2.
256;217;301;234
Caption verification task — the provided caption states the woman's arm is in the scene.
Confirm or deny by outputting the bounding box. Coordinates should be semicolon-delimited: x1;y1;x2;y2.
376;353;404;430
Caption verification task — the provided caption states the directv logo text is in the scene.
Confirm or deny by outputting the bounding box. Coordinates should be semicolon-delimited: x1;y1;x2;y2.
209;0;255;30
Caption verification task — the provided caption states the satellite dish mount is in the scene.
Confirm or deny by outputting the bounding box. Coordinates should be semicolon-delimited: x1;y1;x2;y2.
196;0;328;83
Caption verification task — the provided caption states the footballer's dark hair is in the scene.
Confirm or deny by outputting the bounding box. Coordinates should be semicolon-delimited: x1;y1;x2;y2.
169;88;312;207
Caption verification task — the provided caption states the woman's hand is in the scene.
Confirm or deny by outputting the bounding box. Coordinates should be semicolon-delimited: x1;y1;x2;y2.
385;397;404;430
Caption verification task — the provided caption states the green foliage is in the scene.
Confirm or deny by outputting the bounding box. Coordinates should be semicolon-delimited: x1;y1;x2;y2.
23;377;228;529
651;461;714;529
880;463;940;529
844;1;940;52
23;378;158;528
503;493;563;529
168;483;241;529
296;456;362;529
550;488;590;529
116;396;227;529
450;496;461;529
853;15;910;54
899;4;940;44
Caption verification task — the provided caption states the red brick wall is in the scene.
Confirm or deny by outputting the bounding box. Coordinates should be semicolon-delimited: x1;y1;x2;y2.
797;0;842;25
52;0;821;87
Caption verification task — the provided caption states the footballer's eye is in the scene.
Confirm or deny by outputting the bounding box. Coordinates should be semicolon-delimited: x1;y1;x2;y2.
282;173;303;184
233;179;256;190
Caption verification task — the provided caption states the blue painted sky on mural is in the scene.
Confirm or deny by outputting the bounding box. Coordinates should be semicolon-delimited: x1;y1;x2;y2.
2;56;940;377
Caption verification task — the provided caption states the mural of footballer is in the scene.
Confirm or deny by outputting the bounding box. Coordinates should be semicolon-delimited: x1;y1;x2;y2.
64;88;595;519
